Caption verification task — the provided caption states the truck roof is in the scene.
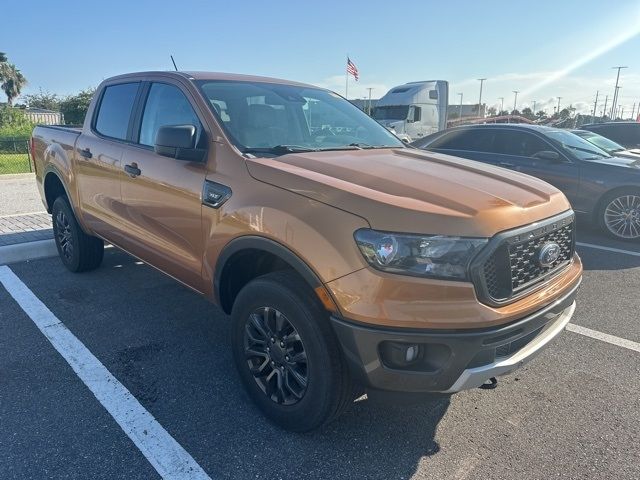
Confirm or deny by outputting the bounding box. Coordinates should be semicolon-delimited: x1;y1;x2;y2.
102;71;317;89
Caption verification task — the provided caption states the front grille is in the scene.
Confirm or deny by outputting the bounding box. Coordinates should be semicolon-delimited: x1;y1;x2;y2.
472;211;575;305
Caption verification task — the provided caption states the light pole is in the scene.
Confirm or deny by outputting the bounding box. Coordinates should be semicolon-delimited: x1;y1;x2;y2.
458;92;463;120
512;91;519;114
602;95;609;119
592;91;599;123
366;87;374;115
498;97;504;114
556;97;562;116
477;78;486;118
610;66;628;118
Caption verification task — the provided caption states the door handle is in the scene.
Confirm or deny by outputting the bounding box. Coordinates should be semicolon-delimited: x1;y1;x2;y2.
124;163;141;177
79;148;92;159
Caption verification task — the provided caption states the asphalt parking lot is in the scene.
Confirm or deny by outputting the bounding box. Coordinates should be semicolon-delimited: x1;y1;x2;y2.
1;221;639;480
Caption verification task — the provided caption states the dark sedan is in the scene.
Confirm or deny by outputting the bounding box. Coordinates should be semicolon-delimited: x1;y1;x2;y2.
580;122;640;149
572;129;640;160
412;124;640;240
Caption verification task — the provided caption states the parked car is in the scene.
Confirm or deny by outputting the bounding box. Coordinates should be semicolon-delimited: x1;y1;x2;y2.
412;124;640;240
31;71;582;431
572;129;640;160
580;121;640;149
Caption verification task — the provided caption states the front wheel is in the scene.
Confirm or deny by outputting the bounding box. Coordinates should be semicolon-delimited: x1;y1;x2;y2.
52;196;104;272
597;189;640;241
231;271;355;432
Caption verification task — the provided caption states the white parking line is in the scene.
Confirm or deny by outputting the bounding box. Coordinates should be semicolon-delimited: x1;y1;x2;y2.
0;266;211;480
566;323;640;353
576;242;640;257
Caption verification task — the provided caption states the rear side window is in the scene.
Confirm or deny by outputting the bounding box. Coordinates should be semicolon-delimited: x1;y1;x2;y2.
492;131;549;157
429;129;495;152
95;83;140;140
139;83;202;147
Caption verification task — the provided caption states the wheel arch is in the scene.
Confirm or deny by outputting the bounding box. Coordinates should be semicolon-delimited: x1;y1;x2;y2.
214;236;336;315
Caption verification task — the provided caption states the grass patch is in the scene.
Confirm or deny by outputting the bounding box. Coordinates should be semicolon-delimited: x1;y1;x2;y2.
0;153;32;174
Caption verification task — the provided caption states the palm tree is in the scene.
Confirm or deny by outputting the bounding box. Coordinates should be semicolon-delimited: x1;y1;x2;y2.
1;64;27;106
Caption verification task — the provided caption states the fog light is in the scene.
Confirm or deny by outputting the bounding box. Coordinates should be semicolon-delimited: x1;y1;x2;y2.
405;345;419;362
379;342;422;368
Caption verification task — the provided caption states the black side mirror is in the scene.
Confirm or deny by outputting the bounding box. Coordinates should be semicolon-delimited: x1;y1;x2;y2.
533;150;561;162
154;125;206;161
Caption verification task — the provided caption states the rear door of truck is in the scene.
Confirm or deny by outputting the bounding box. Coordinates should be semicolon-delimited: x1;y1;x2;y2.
75;81;141;235
117;76;209;290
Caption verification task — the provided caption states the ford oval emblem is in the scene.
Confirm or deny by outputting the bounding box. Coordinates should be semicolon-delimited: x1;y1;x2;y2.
538;242;561;267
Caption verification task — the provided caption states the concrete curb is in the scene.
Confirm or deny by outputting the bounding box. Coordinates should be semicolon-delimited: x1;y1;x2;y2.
0;239;58;265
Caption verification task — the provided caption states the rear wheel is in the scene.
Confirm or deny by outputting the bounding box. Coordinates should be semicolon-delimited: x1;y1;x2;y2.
52;196;104;272
597;189;640;241
231;271;355;432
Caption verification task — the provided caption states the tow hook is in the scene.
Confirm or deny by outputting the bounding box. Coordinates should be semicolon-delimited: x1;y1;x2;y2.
479;377;498;390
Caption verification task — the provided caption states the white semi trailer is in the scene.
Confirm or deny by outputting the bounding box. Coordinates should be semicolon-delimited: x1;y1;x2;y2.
373;80;449;142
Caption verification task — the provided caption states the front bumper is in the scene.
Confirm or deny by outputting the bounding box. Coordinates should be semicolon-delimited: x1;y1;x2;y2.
330;282;579;393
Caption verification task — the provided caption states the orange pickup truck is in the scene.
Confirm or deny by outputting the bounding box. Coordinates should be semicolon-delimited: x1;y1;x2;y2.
31;71;582;431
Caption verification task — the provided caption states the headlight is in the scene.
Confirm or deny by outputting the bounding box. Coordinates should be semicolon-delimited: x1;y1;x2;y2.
354;229;487;280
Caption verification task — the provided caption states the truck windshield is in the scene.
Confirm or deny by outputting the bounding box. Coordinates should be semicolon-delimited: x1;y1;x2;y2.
196;80;404;156
372;106;410;121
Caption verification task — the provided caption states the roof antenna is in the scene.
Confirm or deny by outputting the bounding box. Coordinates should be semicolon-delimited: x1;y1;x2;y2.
170;55;178;71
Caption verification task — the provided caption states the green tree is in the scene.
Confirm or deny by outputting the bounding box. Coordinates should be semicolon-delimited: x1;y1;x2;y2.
59;88;95;125
521;107;535;119
487;106;497;116
0;63;27;106
0;105;34;137
24;90;61;111
536;110;546;119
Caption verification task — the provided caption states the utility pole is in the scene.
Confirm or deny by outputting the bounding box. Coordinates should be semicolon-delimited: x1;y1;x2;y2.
532;100;537;115
620;106;625;119
498;97;504;114
610;66;628;118
556;97;562;116
592;91;599;123
632;102;637;121
366;87;374;115
602;95;609;119
477;78;486;118
458;92;463;120
512;91;519;113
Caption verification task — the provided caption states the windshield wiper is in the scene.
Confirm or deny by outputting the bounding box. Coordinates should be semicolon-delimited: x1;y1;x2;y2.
242;145;319;156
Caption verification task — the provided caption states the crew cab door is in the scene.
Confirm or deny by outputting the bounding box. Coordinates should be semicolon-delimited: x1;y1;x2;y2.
118;80;209;290
75;82;141;235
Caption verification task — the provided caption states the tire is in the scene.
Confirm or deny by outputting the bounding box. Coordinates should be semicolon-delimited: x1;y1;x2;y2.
596;188;640;241
52;196;104;272
231;271;355;432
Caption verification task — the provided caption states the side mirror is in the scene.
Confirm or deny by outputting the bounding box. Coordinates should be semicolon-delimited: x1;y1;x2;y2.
154;125;206;161
533;150;561;162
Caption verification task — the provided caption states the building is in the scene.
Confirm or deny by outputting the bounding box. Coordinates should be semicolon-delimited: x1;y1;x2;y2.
350;98;379;114
23;108;64;125
447;104;486;119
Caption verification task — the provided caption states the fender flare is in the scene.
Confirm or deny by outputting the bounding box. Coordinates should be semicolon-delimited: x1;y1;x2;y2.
213;235;323;305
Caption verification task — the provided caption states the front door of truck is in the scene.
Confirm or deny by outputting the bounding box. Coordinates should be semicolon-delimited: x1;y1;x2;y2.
118;81;209;290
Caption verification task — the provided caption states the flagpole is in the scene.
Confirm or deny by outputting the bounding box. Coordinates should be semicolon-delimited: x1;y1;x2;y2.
345;55;349;99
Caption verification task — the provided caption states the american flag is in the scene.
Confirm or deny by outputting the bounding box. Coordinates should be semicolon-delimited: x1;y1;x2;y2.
347;57;359;81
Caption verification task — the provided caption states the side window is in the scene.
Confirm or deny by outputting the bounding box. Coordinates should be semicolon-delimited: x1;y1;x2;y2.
430;129;495;152
139;83;202;147
493;131;549;157
410;106;422;122
95;83;140;140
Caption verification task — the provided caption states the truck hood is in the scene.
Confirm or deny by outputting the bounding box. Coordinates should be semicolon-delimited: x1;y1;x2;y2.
245;148;571;237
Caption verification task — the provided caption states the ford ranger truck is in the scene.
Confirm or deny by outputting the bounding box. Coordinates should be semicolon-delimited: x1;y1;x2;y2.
31;72;582;432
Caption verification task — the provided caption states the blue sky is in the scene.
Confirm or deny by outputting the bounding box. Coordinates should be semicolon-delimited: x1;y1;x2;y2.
2;0;640;115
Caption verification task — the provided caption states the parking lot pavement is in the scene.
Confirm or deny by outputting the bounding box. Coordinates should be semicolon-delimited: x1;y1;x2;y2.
0;174;45;216
1;229;639;479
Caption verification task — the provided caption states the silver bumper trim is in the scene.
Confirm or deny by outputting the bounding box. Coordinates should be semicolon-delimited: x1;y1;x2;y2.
442;301;576;393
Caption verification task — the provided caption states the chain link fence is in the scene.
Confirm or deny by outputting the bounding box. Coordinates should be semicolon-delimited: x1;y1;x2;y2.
0;138;32;175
